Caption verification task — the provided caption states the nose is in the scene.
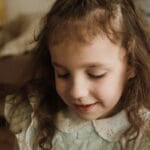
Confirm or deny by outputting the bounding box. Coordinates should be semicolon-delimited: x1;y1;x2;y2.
69;76;89;100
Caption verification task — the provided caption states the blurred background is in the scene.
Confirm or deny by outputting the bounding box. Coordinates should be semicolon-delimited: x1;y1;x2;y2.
0;0;55;24
0;0;56;88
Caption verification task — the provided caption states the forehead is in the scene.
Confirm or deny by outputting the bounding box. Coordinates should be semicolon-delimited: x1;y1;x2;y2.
50;35;126;69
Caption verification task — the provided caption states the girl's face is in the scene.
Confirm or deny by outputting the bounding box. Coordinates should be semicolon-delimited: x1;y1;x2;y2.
50;35;129;120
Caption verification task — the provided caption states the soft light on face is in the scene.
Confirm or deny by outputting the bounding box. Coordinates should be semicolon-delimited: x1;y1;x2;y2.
50;35;129;120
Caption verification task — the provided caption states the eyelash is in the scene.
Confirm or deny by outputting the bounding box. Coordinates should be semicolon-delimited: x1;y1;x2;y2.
88;73;106;79
56;73;70;79
56;73;106;79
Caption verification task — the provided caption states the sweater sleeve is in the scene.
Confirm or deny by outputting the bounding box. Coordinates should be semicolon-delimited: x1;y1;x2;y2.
16;116;41;150
4;94;32;133
136;132;150;150
4;94;42;150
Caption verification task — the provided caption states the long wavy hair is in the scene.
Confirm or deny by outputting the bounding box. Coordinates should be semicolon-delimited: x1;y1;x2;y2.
8;0;150;149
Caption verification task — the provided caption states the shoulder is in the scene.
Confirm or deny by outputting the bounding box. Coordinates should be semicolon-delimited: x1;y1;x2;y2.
4;94;32;133
4;94;42;150
138;129;150;150
16;117;39;150
132;130;150;150
122;107;150;150
137;107;150;149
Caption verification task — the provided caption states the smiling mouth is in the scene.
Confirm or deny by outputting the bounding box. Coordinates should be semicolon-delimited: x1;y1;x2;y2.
74;102;98;112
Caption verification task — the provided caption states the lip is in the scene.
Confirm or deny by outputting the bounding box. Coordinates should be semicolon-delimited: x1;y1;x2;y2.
74;102;97;113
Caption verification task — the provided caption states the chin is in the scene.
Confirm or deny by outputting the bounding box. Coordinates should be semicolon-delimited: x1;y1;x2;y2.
76;113;102;121
76;111;113;121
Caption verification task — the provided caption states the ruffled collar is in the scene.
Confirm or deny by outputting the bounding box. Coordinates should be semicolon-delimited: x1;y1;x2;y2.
55;109;130;142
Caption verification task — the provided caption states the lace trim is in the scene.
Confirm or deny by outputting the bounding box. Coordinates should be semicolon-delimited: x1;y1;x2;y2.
55;109;130;142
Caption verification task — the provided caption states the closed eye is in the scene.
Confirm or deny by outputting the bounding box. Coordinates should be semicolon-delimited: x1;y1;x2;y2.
88;73;106;79
55;73;70;79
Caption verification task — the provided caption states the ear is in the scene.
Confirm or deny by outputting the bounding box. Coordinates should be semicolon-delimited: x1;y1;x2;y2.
127;66;135;79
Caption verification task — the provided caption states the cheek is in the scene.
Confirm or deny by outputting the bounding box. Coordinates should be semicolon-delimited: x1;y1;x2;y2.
55;79;67;98
93;78;124;105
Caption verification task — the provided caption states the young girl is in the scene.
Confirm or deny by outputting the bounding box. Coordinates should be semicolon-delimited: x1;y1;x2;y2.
4;0;150;149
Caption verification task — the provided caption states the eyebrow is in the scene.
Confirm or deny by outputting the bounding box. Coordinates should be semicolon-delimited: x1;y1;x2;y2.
53;62;110;70
53;63;67;69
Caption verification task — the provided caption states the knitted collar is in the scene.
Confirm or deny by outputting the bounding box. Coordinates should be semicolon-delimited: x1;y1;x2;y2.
55;109;130;142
